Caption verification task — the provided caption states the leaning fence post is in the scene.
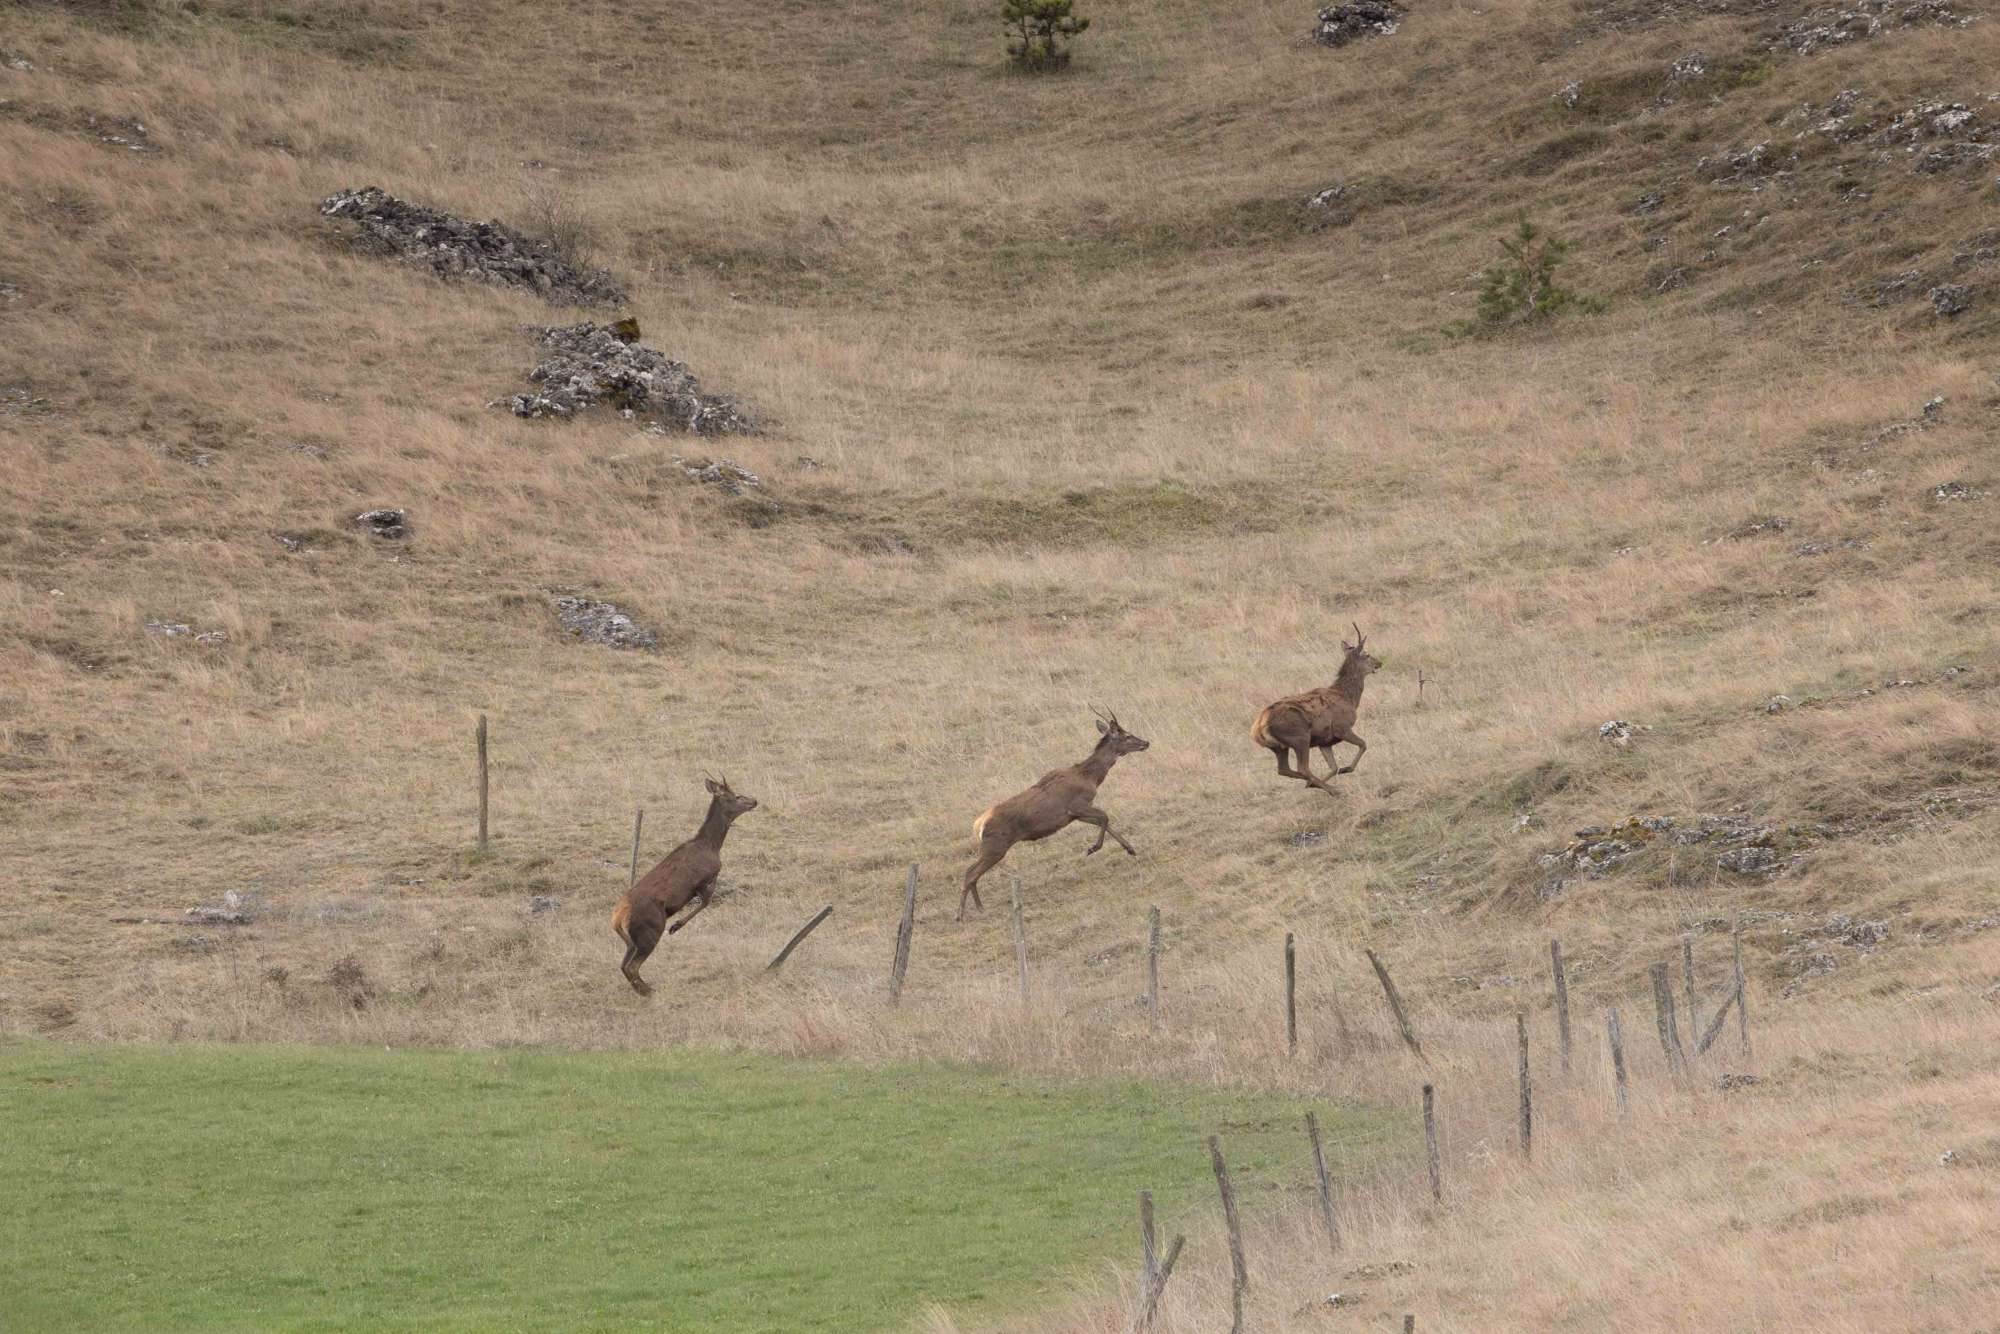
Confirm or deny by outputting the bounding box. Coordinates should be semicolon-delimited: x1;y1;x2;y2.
1010;877;1030;1006
1734;913;1751;1053
1127;1231;1184;1334
1138;1189;1158;1285
1285;931;1298;1057
1696;978;1741;1055
1306;1110;1339;1252
1422;1083;1442;1203
1517;1012;1532;1159
889;863;918;1003
1209;1135;1247;1334
1683;933;1698;1031
1550;938;1572;1075
475;713;489;850
766;905;833;972
1607;1007;1630;1116
628;807;644;886
1365;947;1426;1061
1145;906;1161;1029
1648;961;1688;1077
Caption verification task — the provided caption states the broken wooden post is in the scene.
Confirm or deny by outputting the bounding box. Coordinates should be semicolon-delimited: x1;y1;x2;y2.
475;713;489;849
1607;1007;1630;1117
1145;905;1161;1029
1127;1232;1185;1334
1683;933;1698;1030
766;905;833;972
889;863;918;1003
1550;937;1572;1075
1365;947;1426;1061
1011;877;1030;1006
1285;931;1298;1057
1209;1135;1247;1334
1422;1083;1442;1203
1696;978;1742;1055
628;807;644;886
1139;1189;1158;1284
1648;961;1687;1076
1404;1317;1416;1334
1517;1012;1532;1159
1306;1110;1339;1252
1734;913;1750;1053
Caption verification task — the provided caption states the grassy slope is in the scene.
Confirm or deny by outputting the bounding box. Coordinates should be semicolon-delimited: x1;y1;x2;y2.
2;0;1999;1327
0;1039;1384;1331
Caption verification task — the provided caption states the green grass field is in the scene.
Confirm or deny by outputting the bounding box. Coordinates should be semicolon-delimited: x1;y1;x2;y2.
0;1041;1388;1331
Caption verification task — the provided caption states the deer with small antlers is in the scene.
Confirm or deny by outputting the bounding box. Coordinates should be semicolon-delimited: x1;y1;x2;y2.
959;709;1150;921
1251;623;1382;795
611;774;758;996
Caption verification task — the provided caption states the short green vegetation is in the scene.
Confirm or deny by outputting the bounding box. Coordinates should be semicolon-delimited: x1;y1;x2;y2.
1447;216;1606;337
0;1042;1388;1332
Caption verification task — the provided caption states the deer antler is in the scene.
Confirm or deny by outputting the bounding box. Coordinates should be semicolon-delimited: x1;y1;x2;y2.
1351;621;1366;651
1090;704;1121;732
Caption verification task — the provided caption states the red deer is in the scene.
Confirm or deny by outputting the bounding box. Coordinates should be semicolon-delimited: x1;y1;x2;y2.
1251;624;1381;795
611;775;758;996
960;709;1150;920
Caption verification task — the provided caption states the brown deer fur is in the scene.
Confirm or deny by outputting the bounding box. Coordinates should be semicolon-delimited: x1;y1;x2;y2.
1251;624;1382;795
960;711;1150;920
612;776;757;996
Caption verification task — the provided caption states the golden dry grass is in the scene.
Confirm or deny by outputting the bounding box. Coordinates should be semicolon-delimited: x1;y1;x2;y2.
3;0;2000;1327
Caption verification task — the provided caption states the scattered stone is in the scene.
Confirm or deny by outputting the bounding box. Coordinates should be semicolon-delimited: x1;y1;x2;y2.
1715;1073;1763;1091
1940;1148;1960;1165
548;591;657;650
1323;1293;1355;1308
507;321;749;434
1554;81;1581;109
1306;184;1349;211
146;620;191;638
1312;1;1405;47
1717;845;1783;875
194;629;228;647
1655;267;1690;293
1765;694;1793;713
184;906;249;926
1728;514;1793;539
527;895;562;915
1795;537;1870;555
85;113;156;153
1778;0;1973;55
1633;191;1665;214
1932;480;1983;502
1;49;34;71
1286;830;1326;847
1670;53;1708;79
284;441;330;460
274;532;309;553
320;186;626;306
354;507;408;539
1598;719;1637;746
675;455;762;494
1930;283;1972;316
1342;1261;1413;1281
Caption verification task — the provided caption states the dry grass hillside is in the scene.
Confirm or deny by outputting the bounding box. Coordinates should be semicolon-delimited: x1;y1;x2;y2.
3;0;1999;1327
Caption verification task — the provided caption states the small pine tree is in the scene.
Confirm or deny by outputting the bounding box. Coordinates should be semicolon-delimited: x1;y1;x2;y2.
1450;216;1606;335
1003;0;1090;71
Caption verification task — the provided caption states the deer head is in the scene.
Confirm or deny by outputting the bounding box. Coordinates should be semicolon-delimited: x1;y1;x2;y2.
1340;623;1383;676
1091;707;1151;754
702;773;760;817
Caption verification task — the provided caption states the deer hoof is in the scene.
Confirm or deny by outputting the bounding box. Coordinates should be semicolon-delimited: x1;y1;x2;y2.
1337;764;1358;775
626;975;653;997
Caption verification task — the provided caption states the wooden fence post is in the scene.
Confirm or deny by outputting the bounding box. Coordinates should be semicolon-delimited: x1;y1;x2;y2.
1285;932;1298;1057
1011;877;1030;1006
1306;1110;1339;1252
1517;1012;1532;1159
1648;962;1687;1076
1138;1189;1157;1284
628;807;643;886
1365;947;1426;1061
1696;978;1742;1055
1145;906;1161;1030
1127;1232;1184;1334
1607;1007;1630;1117
1683;933;1698;1029
1422;1084;1442;1203
1404;1317;1416;1334
1734;913;1750;1053
1208;1136;1240;1334
889;864;918;1003
1550;938;1572;1075
475;713;489;850
766;905;833;972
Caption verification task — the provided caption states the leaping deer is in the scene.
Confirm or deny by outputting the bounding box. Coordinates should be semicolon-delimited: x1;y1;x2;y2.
960;709;1150;921
1251;624;1381;795
611;774;758;996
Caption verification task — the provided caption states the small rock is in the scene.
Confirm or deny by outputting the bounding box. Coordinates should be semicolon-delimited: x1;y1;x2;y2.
794;455;823;471
1286;830;1326;847
1633;191;1665;214
2;48;34;71
1764;694;1793;713
549;591;657;650
1598;719;1636;746
1717;846;1782;876
676;455;762;494
1312;1;1405;47
1716;1073;1763;1091
145;621;192;637
509;321;748;434
1323;1293;1354;1308
184;906;249;926
1931;480;1982;502
1921;394;1947;423
527;895;562;915
354;508;408;539
1670;53;1707;79
1940;1148;1960;1165
1930;283;1972;317
193;629;228;647
1553;81;1581;109
1306;184;1349;209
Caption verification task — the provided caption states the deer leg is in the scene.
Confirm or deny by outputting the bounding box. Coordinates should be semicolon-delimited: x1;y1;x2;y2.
1291;744;1337;794
666;882;714;936
960;843;1006;920
1077;807;1138;857
1317;744;1343;779
621;910;664;997
1335;732;1367;775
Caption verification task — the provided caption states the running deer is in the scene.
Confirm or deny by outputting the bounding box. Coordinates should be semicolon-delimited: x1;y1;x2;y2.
960;709;1150;920
611;775;758;996
1251;624;1381;795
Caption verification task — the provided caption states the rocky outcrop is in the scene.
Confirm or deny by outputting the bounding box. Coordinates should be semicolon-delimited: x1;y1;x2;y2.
320;187;626;306
507;321;749;435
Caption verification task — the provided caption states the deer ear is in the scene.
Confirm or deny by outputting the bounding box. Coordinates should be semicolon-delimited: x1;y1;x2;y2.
703;777;722;795
1096;718;1111;736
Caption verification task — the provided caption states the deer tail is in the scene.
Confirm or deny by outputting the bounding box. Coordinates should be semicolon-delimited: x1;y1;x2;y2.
1250;708;1279;752
611;900;632;945
972;807;996;841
